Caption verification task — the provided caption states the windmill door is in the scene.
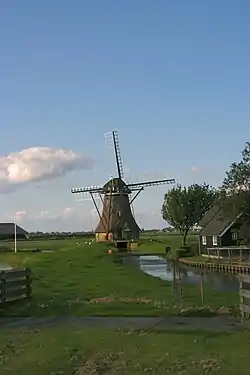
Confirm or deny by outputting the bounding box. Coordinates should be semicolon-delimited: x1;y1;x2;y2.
116;227;123;239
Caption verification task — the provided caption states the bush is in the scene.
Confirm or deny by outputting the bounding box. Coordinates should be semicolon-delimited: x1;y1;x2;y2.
175;248;190;259
188;242;199;256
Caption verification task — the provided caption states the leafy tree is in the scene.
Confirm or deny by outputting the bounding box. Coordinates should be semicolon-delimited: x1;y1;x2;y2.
220;142;250;244
162;183;218;246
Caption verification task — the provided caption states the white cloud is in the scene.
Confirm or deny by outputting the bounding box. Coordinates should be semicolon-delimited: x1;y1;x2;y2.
61;207;74;218
36;207;77;222
30;207;95;232
191;166;202;173
191;166;211;174
0;146;94;193
36;210;56;220
5;210;28;222
15;211;28;221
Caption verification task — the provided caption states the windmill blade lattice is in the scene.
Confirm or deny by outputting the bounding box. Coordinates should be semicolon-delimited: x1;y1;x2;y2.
74;191;101;202
104;130;124;179
71;185;103;194
128;178;175;190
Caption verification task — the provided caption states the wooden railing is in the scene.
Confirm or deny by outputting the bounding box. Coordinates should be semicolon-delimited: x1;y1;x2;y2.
0;268;32;305
239;274;250;318
204;247;250;262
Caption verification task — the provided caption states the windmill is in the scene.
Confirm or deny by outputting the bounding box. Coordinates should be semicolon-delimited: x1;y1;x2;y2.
71;130;175;247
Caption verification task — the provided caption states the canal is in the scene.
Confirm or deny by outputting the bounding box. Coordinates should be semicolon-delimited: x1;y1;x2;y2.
130;255;239;292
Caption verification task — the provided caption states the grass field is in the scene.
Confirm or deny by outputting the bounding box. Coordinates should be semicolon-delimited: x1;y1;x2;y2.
138;233;198;257
0;235;238;317
0;238;87;252
1;327;250;375
0;235;246;375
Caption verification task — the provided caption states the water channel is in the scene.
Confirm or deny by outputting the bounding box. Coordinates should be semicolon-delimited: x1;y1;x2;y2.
127;255;239;292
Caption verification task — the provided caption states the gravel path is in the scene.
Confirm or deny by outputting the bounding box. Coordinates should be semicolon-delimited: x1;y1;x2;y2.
0;316;245;331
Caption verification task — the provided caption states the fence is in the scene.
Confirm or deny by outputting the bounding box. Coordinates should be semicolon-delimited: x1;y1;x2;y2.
205;247;250;261
238;274;250;318
0;268;32;305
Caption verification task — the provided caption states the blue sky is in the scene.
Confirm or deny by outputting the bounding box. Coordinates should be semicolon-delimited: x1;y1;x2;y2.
0;0;250;231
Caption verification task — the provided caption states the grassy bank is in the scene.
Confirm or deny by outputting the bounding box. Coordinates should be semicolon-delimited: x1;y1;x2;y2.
1;327;250;375
0;238;238;317
138;233;198;257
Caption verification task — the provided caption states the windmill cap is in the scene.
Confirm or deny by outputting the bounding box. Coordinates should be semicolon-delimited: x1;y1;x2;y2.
102;177;131;194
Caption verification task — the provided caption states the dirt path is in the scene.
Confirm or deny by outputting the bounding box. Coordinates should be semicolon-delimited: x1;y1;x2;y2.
0;316;245;331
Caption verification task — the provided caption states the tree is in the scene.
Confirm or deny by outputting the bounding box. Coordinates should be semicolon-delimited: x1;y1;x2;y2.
162;183;218;246
223;142;250;191
220;142;250;244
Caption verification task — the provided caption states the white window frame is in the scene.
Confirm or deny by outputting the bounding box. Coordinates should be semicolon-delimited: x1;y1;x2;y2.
232;232;238;240
212;236;218;246
202;236;207;245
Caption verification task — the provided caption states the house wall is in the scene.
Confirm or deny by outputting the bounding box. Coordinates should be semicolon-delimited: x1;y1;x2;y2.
199;222;241;253
199;235;222;254
221;222;240;247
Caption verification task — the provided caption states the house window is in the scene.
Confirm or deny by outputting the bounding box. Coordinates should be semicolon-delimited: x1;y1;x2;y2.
232;232;238;240
212;236;218;246
116;211;121;217
202;236;207;245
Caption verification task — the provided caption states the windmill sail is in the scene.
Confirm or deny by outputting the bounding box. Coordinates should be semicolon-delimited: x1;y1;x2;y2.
71;130;175;244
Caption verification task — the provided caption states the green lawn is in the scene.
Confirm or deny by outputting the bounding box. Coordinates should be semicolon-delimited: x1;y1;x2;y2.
0;238;94;251
1;327;250;375
138;233;198;259
0;238;239;317
0;236;245;375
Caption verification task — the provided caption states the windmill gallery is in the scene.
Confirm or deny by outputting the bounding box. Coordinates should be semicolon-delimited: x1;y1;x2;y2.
71;131;175;249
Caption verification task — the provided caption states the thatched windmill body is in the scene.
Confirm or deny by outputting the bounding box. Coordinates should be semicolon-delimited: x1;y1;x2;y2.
71;130;175;245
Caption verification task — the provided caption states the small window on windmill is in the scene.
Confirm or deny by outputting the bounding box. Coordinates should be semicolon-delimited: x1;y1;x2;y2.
116;211;121;217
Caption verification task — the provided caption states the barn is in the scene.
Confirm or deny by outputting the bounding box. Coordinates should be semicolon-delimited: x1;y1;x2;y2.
0;223;29;241
198;205;241;254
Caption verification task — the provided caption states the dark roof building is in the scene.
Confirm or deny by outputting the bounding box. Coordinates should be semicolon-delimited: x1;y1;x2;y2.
198;205;221;228
95;178;140;242
0;223;29;240
198;206;241;253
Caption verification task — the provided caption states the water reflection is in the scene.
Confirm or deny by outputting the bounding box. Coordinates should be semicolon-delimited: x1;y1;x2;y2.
138;255;239;292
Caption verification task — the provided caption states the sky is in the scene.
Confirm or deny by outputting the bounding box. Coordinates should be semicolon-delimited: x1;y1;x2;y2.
0;0;250;232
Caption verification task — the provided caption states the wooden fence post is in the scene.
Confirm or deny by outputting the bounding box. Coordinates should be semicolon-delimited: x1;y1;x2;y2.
25;268;31;298
0;268;32;306
200;269;204;306
238;274;250;320
0;271;6;305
